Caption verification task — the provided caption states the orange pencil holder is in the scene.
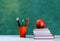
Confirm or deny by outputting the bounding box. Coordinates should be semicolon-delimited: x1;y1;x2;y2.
18;26;27;38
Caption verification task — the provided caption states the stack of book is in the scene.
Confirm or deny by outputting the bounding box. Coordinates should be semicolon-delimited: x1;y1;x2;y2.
33;28;55;39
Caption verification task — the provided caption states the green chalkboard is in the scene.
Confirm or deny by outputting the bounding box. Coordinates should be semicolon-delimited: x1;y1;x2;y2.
0;0;60;35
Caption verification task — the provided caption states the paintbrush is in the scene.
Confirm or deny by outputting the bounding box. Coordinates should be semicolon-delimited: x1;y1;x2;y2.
16;17;20;27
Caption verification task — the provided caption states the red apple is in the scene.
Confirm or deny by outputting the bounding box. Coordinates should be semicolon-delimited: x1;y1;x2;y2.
36;19;45;28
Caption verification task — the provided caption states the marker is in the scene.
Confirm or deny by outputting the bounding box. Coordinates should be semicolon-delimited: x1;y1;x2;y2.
16;17;20;27
25;18;29;26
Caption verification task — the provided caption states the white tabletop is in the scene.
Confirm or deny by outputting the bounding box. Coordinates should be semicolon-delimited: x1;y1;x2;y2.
0;35;60;41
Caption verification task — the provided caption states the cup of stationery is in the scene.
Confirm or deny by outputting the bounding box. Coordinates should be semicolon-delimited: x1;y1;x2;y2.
16;18;29;38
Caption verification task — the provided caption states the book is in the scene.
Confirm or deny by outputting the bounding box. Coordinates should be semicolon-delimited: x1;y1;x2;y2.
34;35;55;39
33;28;51;36
34;34;53;36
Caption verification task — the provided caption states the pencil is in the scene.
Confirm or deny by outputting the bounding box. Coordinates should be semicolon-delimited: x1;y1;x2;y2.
25;18;29;26
22;18;24;26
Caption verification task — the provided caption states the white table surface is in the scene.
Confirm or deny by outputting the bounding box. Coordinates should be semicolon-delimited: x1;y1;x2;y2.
0;35;60;41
